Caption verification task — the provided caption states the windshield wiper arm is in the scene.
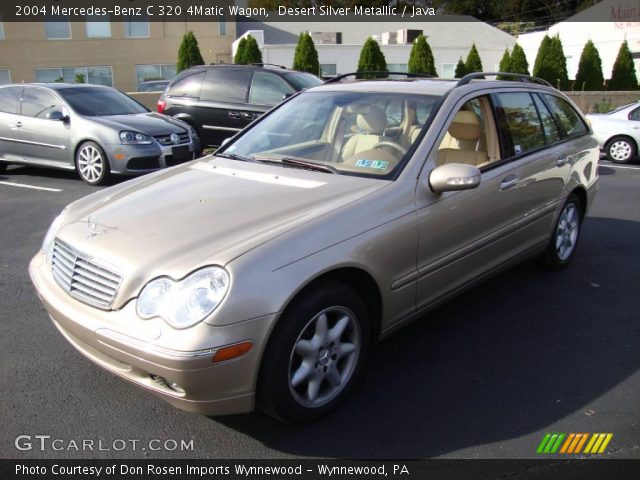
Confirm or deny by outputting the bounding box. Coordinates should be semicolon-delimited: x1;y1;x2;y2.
278;157;339;174
216;152;258;163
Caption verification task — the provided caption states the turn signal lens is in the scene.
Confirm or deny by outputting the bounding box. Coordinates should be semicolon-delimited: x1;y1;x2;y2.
212;341;253;363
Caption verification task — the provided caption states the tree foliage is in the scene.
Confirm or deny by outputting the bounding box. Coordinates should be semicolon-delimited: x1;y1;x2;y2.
497;48;511;79
533;35;568;89
609;40;639;91
465;43;483;73
293;32;320;76
234;37;248;64
454;58;467;78
408;34;437;76
574;40;604;91
177;31;205;73
244;35;263;64
357;37;388;77
508;43;530;75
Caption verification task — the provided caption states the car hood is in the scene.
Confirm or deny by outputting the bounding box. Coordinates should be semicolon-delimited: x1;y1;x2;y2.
55;157;389;306
90;112;186;136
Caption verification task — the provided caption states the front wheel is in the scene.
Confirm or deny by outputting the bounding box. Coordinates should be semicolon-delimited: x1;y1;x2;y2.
258;282;369;423
76;141;111;185
606;136;636;163
541;195;582;269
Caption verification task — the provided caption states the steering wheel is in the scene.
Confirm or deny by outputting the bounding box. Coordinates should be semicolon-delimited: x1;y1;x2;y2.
372;141;407;156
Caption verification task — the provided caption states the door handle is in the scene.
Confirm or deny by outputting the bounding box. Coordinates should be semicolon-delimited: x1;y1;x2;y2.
241;112;256;119
500;175;519;190
228;111;241;119
14;121;23;128
556;154;571;167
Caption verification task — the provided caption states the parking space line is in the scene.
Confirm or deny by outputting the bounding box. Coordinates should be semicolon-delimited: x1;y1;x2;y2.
0;181;62;192
600;164;640;171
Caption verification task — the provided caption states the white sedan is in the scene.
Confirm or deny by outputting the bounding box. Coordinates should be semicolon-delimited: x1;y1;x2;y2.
587;101;640;163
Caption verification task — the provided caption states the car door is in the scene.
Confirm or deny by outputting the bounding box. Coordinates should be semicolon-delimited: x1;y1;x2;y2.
197;68;256;146
413;93;543;309
18;86;72;166
0;86;25;162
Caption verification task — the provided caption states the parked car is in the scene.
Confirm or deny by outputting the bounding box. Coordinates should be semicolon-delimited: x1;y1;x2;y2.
586;101;640;163
30;73;599;422
137;80;170;92
0;83;201;185
158;64;323;146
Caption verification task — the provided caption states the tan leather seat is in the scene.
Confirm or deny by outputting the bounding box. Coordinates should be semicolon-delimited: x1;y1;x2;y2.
438;111;488;166
341;106;387;160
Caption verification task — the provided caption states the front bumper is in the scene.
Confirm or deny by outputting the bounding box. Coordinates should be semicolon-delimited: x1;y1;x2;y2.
29;252;276;415
106;138;202;175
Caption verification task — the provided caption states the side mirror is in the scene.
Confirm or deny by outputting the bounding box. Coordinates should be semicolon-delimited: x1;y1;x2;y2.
47;110;69;122
282;92;294;100
429;163;481;193
220;137;231;148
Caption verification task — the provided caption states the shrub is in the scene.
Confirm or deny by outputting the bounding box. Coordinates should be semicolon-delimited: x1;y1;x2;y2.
293;32;320;76
357;37;388;78
408;34;437;76
464;43;483;73
177;31;205;73
609;40;639;91
574;40;604;91
454;58;467;78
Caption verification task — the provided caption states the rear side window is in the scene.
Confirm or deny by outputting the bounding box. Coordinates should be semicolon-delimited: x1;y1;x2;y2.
0;87;22;115
532;94;562;144
629;107;640;121
542;94;588;138
200;69;253;103
249;72;294;106
167;72;205;98
22;88;62;118
496;92;545;156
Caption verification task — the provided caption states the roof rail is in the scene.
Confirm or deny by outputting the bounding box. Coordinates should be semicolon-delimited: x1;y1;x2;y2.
250;63;287;69
456;72;552;87
324;72;435;84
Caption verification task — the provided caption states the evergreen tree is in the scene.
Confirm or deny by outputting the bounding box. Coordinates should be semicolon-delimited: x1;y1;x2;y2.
293;32;320;76
574;40;604;91
533;35;568;89
234;37;248;64
243;35;263;64
609;40;639;91
408;34;437;76
177;31;205;73
357;37;388;78
497;48;511;80
533;35;552;79
464;43;483;73
454;58;467;78
509;44;530;75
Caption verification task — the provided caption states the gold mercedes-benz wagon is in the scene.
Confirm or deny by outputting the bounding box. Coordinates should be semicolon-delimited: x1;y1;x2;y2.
30;72;599;422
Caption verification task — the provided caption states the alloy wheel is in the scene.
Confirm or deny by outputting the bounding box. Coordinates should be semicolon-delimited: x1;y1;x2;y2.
78;145;105;183
555;202;580;261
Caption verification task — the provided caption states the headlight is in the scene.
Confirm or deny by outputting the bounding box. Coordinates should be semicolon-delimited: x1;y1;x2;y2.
136;267;230;329
120;131;152;145
42;211;66;263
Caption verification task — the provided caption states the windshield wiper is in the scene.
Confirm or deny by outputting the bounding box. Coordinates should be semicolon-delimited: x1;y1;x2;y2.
251;156;338;174
216;152;258;163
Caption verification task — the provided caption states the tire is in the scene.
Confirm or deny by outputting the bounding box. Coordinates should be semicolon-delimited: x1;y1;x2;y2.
605;136;636;164
258;281;370;423
75;141;111;186
540;195;583;270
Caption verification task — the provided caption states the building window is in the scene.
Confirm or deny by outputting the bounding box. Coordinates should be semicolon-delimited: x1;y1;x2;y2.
0;16;4;40
36;66;113;86
441;63;456;78
320;64;337;76
387;63;408;72
135;64;177;86
125;17;150;37
0;69;10;84
45;17;71;39
218;15;227;36
86;16;111;38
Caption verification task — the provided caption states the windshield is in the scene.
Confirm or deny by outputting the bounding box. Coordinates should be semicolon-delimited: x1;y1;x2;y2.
223;90;440;178
58;88;149;116
283;72;324;90
606;102;639;115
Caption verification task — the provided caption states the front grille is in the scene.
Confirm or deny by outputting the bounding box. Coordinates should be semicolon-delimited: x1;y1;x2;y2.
154;132;190;146
51;239;122;309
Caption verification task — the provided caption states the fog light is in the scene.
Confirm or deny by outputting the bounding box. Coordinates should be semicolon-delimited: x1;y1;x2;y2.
150;374;185;394
169;382;185;394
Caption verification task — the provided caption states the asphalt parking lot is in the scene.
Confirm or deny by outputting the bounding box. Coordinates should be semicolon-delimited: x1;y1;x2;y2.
1;161;639;460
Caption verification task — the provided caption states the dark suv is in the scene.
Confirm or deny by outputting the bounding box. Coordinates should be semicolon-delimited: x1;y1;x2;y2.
158;64;323;146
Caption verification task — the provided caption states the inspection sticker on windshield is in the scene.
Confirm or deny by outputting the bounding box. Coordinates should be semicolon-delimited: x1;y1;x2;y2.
355;159;388;170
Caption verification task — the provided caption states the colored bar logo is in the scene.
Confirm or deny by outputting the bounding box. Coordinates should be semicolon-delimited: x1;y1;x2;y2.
537;433;613;454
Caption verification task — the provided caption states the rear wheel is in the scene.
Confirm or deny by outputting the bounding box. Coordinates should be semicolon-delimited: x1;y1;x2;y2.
606;136;636;163
258;282;369;423
76;141;111;185
541;195;582;269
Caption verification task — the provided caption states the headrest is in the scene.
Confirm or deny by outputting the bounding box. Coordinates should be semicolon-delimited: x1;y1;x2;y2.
448;111;482;141
356;106;387;134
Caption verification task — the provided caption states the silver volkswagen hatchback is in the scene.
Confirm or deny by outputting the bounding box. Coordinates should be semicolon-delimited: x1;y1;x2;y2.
30;73;599;422
0;83;200;185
